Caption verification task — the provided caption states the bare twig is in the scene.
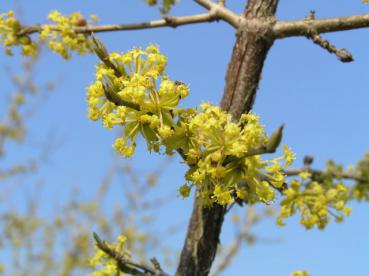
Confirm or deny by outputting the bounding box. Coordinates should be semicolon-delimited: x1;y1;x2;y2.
273;13;369;38
301;11;353;62
306;29;353;62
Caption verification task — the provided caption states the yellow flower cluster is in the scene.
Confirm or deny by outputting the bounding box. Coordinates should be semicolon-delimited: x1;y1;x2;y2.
87;44;294;206
40;10;92;59
278;172;351;229
87;44;171;156
0;11;38;56
90;235;128;276
181;106;294;205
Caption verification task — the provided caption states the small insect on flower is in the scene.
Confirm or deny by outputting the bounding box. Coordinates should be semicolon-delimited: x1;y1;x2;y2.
174;80;189;99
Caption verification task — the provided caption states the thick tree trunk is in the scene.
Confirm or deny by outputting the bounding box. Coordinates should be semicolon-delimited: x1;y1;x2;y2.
221;0;279;117
175;196;226;276
176;1;280;275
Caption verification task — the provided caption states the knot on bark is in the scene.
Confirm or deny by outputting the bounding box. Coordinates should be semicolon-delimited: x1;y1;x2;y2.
238;16;276;43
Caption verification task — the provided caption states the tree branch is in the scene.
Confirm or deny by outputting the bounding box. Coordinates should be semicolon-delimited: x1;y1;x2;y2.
193;0;242;28
221;0;279;119
306;29;353;62
273;13;369;39
284;167;366;183
19;12;227;36
211;208;259;276
93;233;169;276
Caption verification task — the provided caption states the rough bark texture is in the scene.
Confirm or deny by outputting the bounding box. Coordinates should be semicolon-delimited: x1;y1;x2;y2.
176;1;280;275
175;196;226;276
221;0;279;117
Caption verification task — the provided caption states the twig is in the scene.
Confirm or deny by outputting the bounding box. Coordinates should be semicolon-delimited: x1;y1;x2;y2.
273;12;369;38
93;233;169;276
18;11;237;36
193;0;242;28
307;29;353;62
303;11;353;62
283;167;366;182
150;257;167;275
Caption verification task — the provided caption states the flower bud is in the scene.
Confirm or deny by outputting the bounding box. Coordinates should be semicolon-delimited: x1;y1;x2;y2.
266;124;284;153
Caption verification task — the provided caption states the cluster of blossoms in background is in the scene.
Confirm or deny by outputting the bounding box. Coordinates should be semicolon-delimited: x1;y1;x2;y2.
278;172;351;229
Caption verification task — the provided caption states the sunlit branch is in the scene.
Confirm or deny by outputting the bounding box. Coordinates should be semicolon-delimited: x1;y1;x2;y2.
273;13;369;38
19;11;236;37
193;0;241;28
306;29;353;63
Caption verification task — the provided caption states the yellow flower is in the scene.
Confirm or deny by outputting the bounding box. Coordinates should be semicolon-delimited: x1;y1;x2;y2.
283;145;295;167
117;235;127;244
41;11;93;58
158;125;173;137
0;10;38;56
299;171;311;180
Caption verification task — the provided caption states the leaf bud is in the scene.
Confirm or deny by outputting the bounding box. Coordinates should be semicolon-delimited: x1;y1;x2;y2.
266;124;284;153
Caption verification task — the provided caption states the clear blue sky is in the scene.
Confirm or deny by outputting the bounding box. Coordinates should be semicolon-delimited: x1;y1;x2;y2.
1;1;369;275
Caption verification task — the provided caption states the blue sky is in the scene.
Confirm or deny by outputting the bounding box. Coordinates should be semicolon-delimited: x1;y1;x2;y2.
1;1;369;275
